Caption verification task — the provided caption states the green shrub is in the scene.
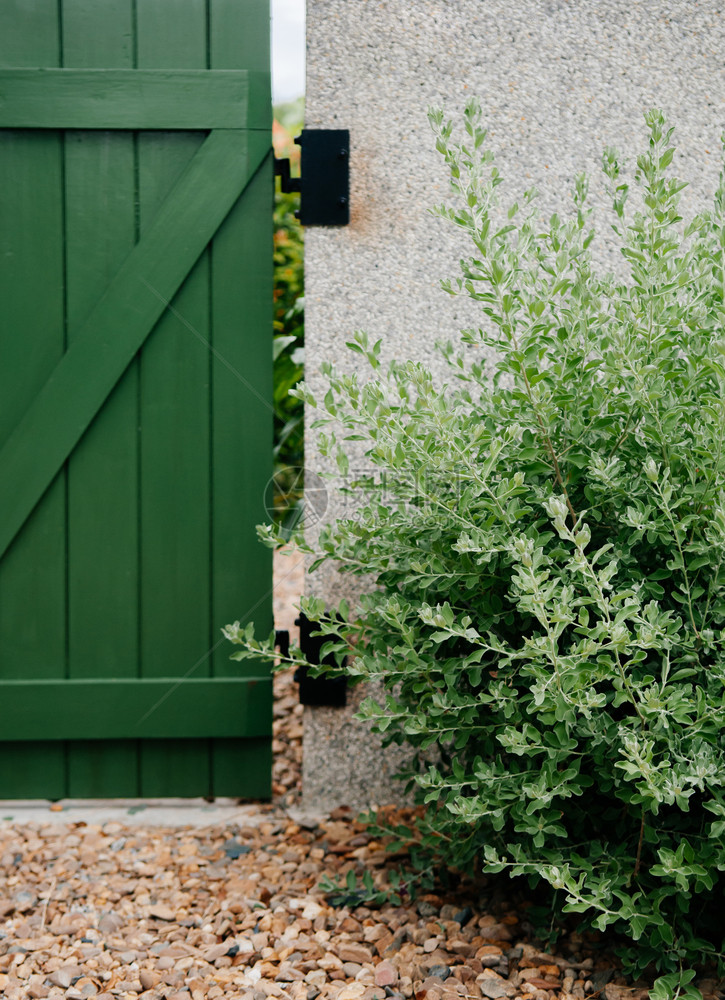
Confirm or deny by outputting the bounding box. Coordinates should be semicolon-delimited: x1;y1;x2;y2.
226;106;725;987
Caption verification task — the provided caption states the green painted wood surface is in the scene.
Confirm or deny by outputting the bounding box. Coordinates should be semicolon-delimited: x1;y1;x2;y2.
213;738;273;800
62;0;140;795
0;127;269;562
0;69;268;129
0;745;66;800
0;0;68;799
0;0;273;799
135;0;215;794
209;0;274;796
0;132;67;680
0;678;271;740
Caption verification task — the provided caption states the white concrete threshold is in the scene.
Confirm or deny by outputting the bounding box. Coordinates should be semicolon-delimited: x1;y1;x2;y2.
0;798;277;827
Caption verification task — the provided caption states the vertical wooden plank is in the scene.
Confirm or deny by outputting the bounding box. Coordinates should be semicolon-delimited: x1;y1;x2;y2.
213;737;272;798
211;0;271;75
139;741;211;798
0;129;66;679
0;743;65;800
210;0;274;796
62;0;140;797
0;0;59;60
65;740;133;797
0;1;67;798
136;0;213;796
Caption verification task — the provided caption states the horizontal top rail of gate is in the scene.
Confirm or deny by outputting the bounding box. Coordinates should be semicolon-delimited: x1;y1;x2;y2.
0;68;271;129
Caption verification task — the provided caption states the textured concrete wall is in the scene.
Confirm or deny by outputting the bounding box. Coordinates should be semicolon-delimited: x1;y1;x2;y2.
301;0;725;812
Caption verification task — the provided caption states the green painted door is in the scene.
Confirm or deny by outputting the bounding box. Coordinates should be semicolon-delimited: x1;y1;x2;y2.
0;0;273;798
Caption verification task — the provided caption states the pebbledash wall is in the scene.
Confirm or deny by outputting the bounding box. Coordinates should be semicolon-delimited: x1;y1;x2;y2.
301;0;725;812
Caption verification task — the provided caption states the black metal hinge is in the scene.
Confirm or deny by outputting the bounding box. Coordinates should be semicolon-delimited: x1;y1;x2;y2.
293;612;347;707
275;128;349;227
275;629;290;659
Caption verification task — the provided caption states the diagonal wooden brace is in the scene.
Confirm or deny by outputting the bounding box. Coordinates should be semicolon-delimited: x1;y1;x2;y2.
0;127;270;559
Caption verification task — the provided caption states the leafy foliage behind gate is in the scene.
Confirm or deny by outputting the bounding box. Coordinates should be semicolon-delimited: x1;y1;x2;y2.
273;101;305;519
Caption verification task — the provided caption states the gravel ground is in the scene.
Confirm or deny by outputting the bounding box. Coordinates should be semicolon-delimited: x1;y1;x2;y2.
271;545;304;808
0;803;654;1000
0;548;719;1000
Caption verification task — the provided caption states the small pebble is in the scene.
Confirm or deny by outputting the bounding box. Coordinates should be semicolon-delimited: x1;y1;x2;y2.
453;907;473;926
375;962;399;987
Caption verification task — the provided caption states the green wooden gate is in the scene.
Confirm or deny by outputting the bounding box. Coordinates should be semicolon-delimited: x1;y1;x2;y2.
0;0;274;799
